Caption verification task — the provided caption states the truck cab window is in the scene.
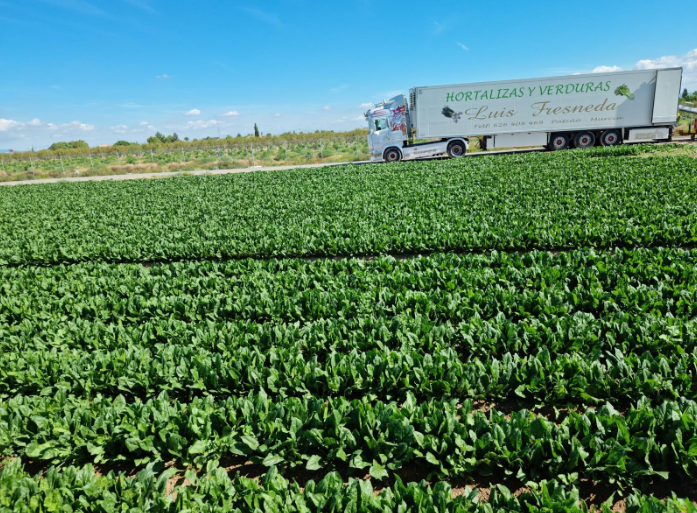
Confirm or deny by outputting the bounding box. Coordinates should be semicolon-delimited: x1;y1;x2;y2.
372;118;388;132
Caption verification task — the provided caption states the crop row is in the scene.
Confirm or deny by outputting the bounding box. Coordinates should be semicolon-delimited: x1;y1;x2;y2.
4;247;697;312
1;249;696;335
1;149;696;264
1;308;694;364
11;244;695;299
2;392;696;488
1;335;694;405
4;459;694;513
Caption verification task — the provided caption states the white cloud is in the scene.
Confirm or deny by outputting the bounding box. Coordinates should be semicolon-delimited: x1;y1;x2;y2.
219;111;239;117
184;109;201;116
432;20;446;34
0;118;94;138
186;119;217;129
593;65;623;73
139;121;148;126
0;119;18;132
359;102;373;108
156;74;171;79
332;115;366;125
456;41;468;51
111;124;129;134
273;113;281;117
322;106;331;111
147;125;155;130
636;48;697;90
63;121;95;131
589;49;697;90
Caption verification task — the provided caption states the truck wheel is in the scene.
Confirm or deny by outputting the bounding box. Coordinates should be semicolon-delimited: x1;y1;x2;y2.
600;130;621;146
574;131;596;149
383;148;402;162
548;133;569;151
448;141;466;157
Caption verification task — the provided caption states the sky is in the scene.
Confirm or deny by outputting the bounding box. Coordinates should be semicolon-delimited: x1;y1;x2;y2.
0;0;695;150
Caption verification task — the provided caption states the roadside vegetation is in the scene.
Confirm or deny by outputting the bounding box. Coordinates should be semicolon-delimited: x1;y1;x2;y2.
0;129;372;182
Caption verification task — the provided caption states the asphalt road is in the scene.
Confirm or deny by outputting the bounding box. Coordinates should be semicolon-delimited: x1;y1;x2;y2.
1;137;694;187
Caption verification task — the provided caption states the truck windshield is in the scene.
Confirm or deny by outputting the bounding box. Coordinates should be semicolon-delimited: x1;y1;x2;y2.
371;118;389;133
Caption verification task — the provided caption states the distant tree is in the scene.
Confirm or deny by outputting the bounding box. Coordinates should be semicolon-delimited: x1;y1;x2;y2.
684;88;689;99
254;123;260;137
48;140;89;151
171;132;180;143
236;133;242;138
184;137;189;142
113;140;134;146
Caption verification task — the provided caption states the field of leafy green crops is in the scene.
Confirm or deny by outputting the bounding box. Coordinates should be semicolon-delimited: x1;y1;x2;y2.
1;145;697;511
1;145;696;265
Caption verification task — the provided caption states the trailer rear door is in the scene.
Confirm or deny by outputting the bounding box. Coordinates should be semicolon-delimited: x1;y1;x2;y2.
652;69;682;124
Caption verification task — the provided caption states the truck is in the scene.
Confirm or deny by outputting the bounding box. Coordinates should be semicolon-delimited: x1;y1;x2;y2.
364;68;683;162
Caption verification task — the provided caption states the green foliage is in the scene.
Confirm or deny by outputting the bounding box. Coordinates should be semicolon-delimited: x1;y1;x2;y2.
0;147;696;265
1;148;697;508
113;140;135;146
47;140;89;151
3;392;697;488
147;132;181;145
0;248;696;406
680;89;697;102
4;458;695;513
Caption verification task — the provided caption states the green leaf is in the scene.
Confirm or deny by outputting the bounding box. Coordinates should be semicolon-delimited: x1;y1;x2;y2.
263;454;285;467
240;435;259;452
306;455;322;471
369;462;389;480
188;440;208;455
425;452;440;466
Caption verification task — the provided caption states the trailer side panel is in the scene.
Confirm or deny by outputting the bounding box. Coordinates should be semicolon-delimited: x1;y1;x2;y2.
414;69;681;139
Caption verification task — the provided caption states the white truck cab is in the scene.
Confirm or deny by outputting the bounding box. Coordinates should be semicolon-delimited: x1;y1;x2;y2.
366;94;468;163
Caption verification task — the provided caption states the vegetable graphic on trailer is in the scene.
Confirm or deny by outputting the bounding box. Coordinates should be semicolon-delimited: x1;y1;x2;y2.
614;84;635;100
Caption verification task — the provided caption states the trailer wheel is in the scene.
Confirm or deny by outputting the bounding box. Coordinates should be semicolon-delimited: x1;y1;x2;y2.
548;133;569;151
600;130;621;147
574;131;596;149
383;147;402;162
447;141;466;157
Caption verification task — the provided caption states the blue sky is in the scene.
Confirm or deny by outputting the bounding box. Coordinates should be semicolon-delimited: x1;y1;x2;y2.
0;0;695;150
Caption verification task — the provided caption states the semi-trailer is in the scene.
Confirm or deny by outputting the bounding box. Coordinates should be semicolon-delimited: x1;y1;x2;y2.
364;68;683;162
